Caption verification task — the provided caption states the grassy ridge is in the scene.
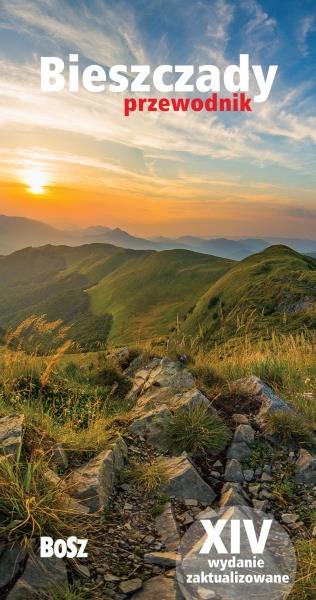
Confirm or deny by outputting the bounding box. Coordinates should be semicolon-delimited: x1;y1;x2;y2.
183;245;316;343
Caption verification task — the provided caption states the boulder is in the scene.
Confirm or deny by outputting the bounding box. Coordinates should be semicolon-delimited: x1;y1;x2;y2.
234;376;292;424
296;449;316;484
227;442;251;460
129;388;211;448
0;414;24;456
160;455;216;504
155;503;180;551
224;459;244;483
128;405;172;449
233;424;255;445
43;468;89;514
128;358;195;410
6;555;67;599
0;542;26;592
131;575;183;599
68;437;127;511
175;388;210;411
115;346;130;365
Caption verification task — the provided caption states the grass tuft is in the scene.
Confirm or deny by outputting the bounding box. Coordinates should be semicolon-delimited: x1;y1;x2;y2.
125;460;168;494
264;410;314;446
166;403;231;456
0;446;81;546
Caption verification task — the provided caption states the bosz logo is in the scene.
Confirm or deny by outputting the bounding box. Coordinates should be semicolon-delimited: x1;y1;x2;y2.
40;536;88;558
199;518;272;554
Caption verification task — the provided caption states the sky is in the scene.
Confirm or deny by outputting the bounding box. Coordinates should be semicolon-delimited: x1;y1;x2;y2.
0;0;315;238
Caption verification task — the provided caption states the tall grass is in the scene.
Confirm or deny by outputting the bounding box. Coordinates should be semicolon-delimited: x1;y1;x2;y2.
141;330;316;426
0;316;128;461
0;445;83;547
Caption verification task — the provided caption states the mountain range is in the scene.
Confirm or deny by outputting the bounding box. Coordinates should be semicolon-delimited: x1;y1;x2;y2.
0;242;314;347
1;214;316;260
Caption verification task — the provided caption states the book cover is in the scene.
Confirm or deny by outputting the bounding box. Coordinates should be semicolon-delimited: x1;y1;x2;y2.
0;1;315;599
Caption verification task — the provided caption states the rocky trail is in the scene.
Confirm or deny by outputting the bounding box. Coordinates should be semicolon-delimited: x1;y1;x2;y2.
0;355;316;599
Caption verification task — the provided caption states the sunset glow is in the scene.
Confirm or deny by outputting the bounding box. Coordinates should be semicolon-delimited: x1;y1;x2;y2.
25;169;48;195
0;0;315;238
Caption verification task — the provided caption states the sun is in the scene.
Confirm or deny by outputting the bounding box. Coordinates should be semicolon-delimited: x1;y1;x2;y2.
25;168;48;194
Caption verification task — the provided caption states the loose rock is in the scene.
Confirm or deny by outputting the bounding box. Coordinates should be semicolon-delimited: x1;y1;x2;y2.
68;437;127;511
7;555;67;599
144;552;180;567
224;459;244;483
155;503;180;552
160;455;216;504
296;449;316;484
0;414;24;456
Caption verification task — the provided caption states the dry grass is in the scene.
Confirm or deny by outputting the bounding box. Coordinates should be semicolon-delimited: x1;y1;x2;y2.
57;418;118;455
0;446;82;547
125;460;169;494
264;410;314;446
289;538;316;599
144;331;316;426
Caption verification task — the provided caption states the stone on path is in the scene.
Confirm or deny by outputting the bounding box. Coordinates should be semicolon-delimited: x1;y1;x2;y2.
7;555;67;599
120;578;143;594
232;414;249;425
233;424;255;445
224;459;244;483
234;375;292;424
68;436;127;511
155;503;180;551
220;483;249;508
296;449;316;484
227;442;251;460
131;575;183;599
160;455;216;504
144;551;180;567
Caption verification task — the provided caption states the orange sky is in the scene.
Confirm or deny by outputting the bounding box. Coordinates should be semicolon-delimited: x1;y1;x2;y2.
0;0;315;239
1;177;315;238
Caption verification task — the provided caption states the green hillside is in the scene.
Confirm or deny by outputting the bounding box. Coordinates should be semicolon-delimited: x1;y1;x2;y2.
183;245;316;343
89;249;232;342
0;244;232;347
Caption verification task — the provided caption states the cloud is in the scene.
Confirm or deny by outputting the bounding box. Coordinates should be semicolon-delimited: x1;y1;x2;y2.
298;15;316;56
190;0;235;67
284;206;316;220
0;0;148;65
240;0;278;55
